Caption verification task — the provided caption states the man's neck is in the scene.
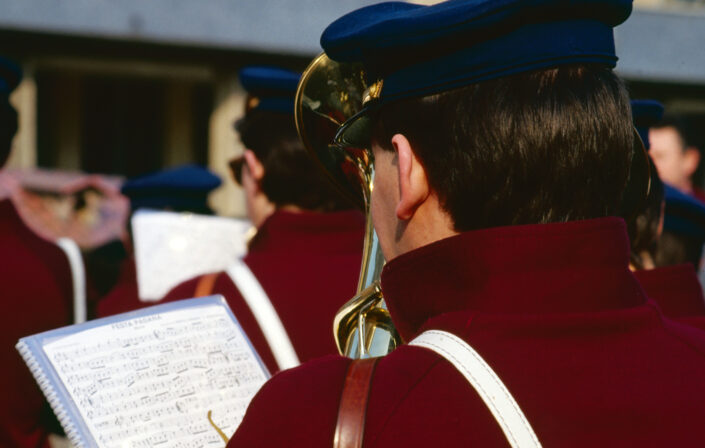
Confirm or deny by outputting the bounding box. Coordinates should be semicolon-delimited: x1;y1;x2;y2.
388;195;458;260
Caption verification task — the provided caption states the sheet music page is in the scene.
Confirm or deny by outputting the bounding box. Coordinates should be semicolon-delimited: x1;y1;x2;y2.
132;210;252;301
42;303;268;448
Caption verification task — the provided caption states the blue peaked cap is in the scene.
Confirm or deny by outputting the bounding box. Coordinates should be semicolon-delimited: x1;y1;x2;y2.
239;66;300;114
121;164;221;212
321;0;633;104
631;100;664;150
663;184;705;239
0;56;22;94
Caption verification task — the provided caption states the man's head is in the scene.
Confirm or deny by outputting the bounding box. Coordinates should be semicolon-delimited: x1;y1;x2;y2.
234;67;353;227
368;66;632;258
649;115;701;193
321;0;635;260
0;57;22;168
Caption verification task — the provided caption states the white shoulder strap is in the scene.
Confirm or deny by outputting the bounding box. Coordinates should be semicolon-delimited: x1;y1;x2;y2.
225;258;300;370
409;329;542;448
55;238;87;324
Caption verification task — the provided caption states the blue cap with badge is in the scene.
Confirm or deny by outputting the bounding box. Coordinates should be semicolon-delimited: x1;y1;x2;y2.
631;100;664;150
322;0;632;106
320;0;634;147
121;164;222;213
239;66;300;115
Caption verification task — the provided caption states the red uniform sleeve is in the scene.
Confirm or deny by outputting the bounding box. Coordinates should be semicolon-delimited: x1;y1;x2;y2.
227;355;351;447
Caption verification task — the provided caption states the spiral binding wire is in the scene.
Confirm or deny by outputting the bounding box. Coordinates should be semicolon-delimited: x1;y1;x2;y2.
16;340;85;447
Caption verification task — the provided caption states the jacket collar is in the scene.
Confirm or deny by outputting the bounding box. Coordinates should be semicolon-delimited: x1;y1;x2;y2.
381;217;647;341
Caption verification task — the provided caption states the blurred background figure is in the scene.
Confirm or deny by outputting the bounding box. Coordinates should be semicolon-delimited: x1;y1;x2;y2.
0;56;73;448
163;67;365;374
96;164;221;318
628;100;705;328
649;114;705;202
0;170;130;311
637;184;705;329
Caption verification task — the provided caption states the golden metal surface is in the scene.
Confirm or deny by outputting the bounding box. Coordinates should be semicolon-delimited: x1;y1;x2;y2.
207;410;230;443
295;54;401;358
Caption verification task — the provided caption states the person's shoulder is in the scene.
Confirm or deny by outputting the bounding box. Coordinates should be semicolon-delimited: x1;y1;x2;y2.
229;355;351;447
262;353;352;396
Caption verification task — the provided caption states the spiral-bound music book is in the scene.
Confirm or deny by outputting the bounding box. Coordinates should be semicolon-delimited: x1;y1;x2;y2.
16;296;270;448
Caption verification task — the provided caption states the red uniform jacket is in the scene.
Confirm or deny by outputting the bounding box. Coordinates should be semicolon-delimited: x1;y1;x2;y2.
0;199;73;448
635;264;705;330
163;209;365;373
96;257;147;318
229;218;705;447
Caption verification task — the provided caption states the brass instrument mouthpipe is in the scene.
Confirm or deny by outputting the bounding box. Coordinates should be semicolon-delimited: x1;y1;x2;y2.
295;53;401;359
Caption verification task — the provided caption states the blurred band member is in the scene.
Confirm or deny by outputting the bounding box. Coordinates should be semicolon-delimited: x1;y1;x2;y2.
628;101;705;329
163;67;365;373
635;184;705;330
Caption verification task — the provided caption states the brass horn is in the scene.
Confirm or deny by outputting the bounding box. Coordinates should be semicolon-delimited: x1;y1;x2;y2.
295;54;401;358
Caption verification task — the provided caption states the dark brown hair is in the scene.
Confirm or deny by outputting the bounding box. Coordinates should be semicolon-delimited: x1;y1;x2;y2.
372;64;633;231
237;110;353;212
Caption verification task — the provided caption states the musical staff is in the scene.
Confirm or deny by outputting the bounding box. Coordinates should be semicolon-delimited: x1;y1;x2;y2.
42;303;268;448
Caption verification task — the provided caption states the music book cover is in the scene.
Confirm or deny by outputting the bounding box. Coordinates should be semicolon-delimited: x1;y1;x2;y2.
16;296;270;448
132;210;252;301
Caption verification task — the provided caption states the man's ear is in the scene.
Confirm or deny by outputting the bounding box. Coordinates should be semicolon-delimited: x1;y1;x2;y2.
243;150;265;182
392;133;429;220
683;147;701;178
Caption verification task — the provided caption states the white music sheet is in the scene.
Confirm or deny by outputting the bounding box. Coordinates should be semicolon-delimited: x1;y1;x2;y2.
42;303;268;448
132;210;252;301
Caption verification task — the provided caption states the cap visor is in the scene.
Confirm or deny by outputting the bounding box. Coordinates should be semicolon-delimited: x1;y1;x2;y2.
334;108;373;149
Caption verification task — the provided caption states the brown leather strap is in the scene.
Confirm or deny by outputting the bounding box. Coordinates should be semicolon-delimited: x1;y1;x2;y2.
333;357;379;448
194;273;219;297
